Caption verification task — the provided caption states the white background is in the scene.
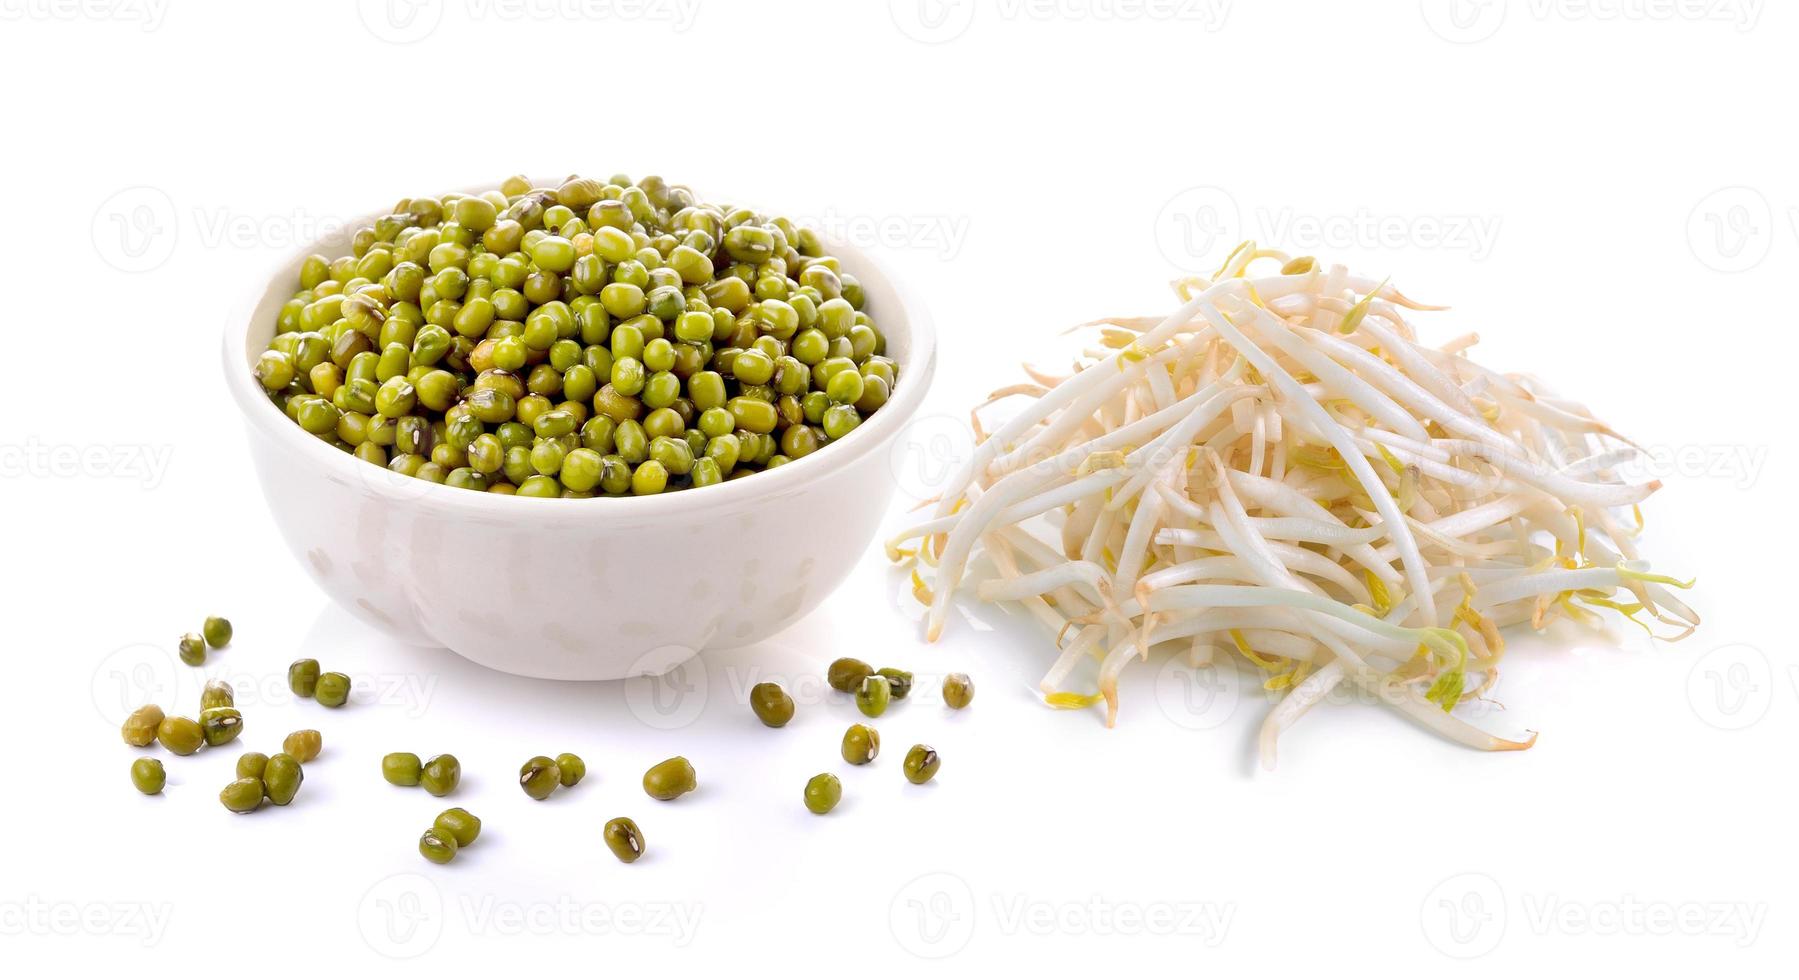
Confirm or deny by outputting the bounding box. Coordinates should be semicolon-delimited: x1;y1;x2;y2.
2;0;1793;974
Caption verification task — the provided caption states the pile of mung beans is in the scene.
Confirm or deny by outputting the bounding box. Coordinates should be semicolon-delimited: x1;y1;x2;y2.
123;619;333;810
255;174;899;496
809;657;966;795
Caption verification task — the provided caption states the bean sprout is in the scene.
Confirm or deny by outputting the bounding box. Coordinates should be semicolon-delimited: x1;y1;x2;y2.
892;244;1697;766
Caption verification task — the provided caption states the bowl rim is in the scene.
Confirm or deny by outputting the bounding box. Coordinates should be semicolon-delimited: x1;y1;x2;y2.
223;181;937;516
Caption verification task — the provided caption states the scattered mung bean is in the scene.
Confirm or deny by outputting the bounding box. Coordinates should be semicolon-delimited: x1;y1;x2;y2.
121;705;164;747
199;707;244;747
203;616;233;648
750;682;795;727
200;680;235;711
942;673;974;709
803;773;842;814
855;675;891;718
827;657;871;693
287;659;320;698
283;730;322;762
421;754;461;797
419;827;458;864
603;817;644;863
382;752;423;787
519;756;561;800
157;715;204;756
642;756;696;801
555;753;586;788
841;724;880;765
903;744;940;784
130;758;165;795
263;753;303;805
434;808;482;847
220;777;264;813
315;672;352;708
875;668;913;700
178;633;206;666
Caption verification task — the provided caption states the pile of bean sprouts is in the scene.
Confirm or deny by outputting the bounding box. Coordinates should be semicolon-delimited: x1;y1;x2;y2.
890;244;1697;765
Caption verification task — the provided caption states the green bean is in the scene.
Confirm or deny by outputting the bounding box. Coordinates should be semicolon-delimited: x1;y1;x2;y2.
130;758;165;795
841;724;880;765
750;682;795;727
177;633;206;666
875;668;913;700
942;673;974;709
157;716;203;755
121;705;164;747
434;808;482;847
555;753;586;788
642;756;696;801
258;175;901;497
220;778;264;813
519;756;561;800
855;676;891;718
263;753;304;805
418;827;459;864
199;707;243;747
827;657;871;693
236;752;269;780
421;754;461;797
200;680;234;712
288;659;320;698
903;744;940;784
315;672;352;708
284;729;323;762
383;752;423;787
202;616;233;648
603;817;645;863
803;773;842;814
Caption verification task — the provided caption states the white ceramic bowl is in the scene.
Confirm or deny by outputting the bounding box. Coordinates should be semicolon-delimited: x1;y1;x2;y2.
225;195;935;680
